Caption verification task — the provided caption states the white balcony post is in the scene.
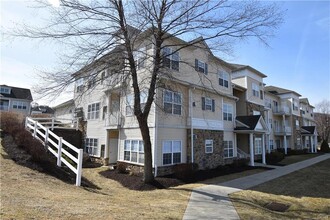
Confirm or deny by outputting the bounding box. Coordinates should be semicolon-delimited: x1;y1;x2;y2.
51;117;55;130
284;136;288;155
249;133;254;166
76;149;83;186
314;134;317;153
57;137;62;167
262;134;266;164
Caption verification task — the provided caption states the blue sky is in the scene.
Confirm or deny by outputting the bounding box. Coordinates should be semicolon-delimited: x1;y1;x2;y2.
1;0;329;107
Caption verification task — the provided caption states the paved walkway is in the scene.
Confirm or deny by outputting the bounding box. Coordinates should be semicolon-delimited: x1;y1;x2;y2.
183;154;330;220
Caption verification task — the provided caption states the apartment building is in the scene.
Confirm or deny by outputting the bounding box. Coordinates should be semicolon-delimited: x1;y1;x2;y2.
299;98;317;152
70;33;239;175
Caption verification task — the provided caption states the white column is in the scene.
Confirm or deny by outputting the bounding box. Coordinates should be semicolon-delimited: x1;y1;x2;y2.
310;136;313;153
249;133;254;166
234;133;237;157
284;135;288;155
262;134;266;164
314;134;317;153
105;131;109;159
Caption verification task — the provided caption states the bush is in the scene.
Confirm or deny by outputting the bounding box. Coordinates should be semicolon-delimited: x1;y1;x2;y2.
288;149;309;155
0;112;25;134
173;163;198;180
320;141;330;153
117;161;129;174
230;158;249;168
266;151;285;164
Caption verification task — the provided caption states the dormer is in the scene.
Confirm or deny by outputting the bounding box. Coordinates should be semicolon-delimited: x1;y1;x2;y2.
0;86;11;94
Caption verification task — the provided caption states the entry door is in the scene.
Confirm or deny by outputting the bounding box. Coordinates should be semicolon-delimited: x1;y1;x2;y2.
108;131;119;164
254;138;262;155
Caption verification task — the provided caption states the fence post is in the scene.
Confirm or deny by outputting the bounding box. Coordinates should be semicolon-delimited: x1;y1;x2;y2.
51;117;55;131
25;117;28;129
76;149;83;186
45;128;49;145
57;137;62;167
33;121;37;138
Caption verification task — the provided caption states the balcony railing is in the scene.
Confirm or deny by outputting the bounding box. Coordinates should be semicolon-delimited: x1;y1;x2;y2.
105;112;122;127
274;126;292;135
273;106;290;115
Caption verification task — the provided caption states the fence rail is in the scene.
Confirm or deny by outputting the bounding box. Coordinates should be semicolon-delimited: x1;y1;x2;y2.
25;117;83;186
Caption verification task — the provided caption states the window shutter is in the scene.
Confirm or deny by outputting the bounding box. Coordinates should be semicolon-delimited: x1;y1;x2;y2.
212;99;215;112
205;63;208;75
195;59;198;71
201;97;205;110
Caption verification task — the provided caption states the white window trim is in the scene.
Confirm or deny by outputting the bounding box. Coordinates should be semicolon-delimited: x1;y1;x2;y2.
163;90;182;115
12;101;28;110
255;138;262;155
126;91;147;116
85;138;99;157
219;71;229;88
124;140;144;164
223;103;233;121
163;47;180;71
87;102;100;120
205;139;213;154
205;97;212;111
252;83;260;98
162;140;182;166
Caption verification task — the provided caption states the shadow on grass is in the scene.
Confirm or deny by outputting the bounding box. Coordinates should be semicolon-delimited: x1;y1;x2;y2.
1;134;100;190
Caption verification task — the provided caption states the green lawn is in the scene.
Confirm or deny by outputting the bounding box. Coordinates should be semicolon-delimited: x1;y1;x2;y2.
230;159;330;220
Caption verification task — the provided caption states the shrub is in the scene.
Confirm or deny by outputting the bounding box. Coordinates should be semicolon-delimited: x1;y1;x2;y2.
117;161;129;174
266;151;285;164
288;149;309;155
320;141;330;153
230;158;249;168
0;112;25;134
173;163;198;180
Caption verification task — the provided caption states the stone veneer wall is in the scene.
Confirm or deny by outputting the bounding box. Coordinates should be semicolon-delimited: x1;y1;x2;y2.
187;129;224;170
246;102;266;118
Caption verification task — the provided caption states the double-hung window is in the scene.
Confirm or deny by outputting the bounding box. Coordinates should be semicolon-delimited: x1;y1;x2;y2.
85;138;98;156
12;101;27;110
162;140;182;165
224;141;234;158
0;87;10;94
87;103;100;119
163;47;179;71
126;91;147;116
0;100;9;111
164;90;182;115
252;83;260;97
76;78;84;92
219;71;229;88
223;103;233;121
124;140;144;164
134;47;146;70
205;140;213;153
269;140;274;150
195;59;208;74
202;97;215;112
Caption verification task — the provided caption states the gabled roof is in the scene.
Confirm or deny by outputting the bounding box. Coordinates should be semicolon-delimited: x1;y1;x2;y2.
31;105;55;114
53;99;74;109
235;115;264;131
300;98;314;108
301;126;316;135
265;86;301;97
0;85;33;101
229;63;267;78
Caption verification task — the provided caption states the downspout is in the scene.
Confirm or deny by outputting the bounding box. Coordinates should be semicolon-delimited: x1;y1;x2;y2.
189;87;194;163
153;88;158;177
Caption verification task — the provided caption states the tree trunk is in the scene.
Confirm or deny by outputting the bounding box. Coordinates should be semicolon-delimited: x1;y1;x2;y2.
137;116;154;183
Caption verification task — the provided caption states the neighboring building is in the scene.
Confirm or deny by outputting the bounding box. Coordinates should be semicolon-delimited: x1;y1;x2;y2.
53;99;75;122
299;98;317;152
0;85;33;115
31;105;55;116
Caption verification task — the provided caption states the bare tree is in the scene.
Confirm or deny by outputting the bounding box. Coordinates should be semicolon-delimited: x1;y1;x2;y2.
10;0;284;183
315;100;330;143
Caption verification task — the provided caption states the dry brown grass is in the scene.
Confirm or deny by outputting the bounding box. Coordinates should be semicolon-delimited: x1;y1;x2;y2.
230;159;330;220
278;153;321;166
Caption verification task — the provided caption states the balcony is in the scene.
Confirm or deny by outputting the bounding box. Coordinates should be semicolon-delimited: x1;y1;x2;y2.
274;126;292;136
105;112;122;128
187;117;224;131
273;106;291;115
264;101;271;109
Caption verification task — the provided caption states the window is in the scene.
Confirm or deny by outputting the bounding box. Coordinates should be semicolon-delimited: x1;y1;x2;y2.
260;91;264;100
102;106;107;120
100;144;105;158
202;97;215;112
269;119;273;129
254;138;262;155
269;140;274;150
252;83;260;97
224;141;234;158
296;119;299;129
76;78;84;92
126;92;147;116
195;59;208;74
162;141;181;165
164;90;182;115
253;110;260;115
87;77;96;89
0;87;10;94
134;47;146;69
124;140;144;164
163;47;179;71
205;139;213;153
292;99;299;111
223;103;233;121
219;71;229;88
296;138;301;147
85;138;98;156
12;101;27;110
101;71;106;84
0;100;9;111
87;103;100;119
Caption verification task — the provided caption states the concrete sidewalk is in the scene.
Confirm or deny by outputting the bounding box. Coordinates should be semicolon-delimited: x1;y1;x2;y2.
183;154;330;220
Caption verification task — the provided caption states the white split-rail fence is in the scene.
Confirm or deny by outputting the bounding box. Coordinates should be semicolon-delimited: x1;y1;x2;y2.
25;117;83;186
